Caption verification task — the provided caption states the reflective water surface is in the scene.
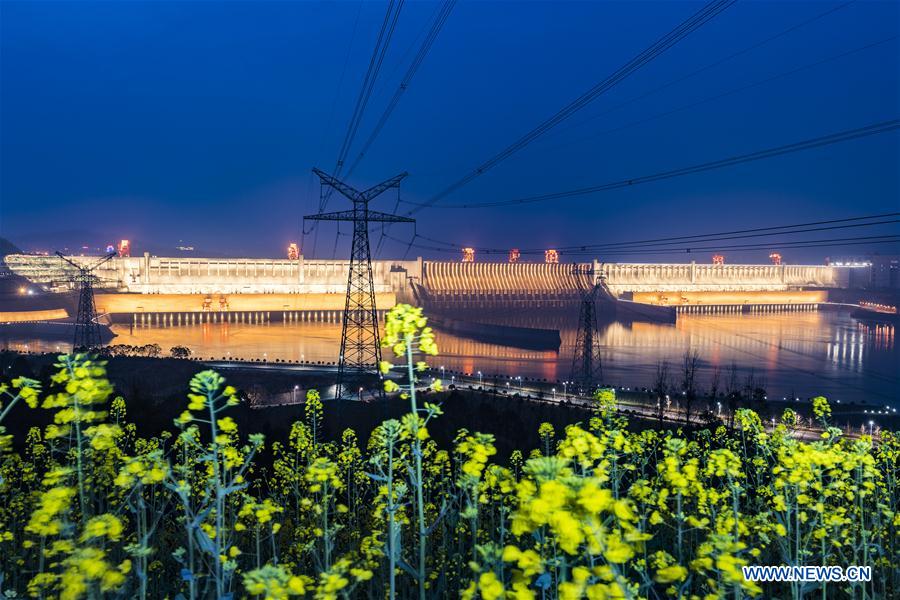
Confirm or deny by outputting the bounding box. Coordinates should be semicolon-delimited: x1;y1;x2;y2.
4;311;896;405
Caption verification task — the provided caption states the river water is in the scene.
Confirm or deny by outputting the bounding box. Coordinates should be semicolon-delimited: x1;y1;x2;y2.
4;310;895;406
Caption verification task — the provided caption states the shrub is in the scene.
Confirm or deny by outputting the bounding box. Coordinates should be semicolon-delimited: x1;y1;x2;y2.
0;305;895;599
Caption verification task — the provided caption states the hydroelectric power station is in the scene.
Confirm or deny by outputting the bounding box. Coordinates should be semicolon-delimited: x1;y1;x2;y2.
3;252;849;326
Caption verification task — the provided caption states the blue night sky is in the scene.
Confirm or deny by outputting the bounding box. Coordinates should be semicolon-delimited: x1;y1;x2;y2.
1;0;898;262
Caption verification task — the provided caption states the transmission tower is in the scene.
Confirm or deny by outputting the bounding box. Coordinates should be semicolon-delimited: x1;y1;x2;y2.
304;168;414;399
570;264;603;395
56;252;116;351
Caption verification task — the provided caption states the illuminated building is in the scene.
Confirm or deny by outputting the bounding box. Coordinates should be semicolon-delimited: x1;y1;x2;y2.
508;248;520;263
287;243;300;260
769;252;782;266
118;240;131;257
461;247;475;263
545;249;559;264
712;254;725;265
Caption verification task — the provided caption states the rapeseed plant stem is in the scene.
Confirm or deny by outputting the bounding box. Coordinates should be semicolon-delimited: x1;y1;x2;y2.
405;337;427;600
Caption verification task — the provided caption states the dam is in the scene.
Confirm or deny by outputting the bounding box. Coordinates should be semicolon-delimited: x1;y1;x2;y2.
3;253;850;321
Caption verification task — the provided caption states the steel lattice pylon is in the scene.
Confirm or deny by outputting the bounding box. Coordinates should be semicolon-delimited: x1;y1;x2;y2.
305;168;414;399
570;264;603;395
56;252;115;351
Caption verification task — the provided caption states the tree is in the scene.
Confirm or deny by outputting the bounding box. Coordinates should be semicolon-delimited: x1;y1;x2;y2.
680;349;700;425
725;362;741;429
169;346;192;359
245;384;268;408
708;365;721;413
744;370;767;413
653;360;670;425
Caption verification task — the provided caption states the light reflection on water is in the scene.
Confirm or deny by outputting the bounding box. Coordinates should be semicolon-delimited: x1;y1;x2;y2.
3;312;896;405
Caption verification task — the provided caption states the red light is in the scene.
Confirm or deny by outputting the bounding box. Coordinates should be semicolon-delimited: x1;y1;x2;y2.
712;254;725;265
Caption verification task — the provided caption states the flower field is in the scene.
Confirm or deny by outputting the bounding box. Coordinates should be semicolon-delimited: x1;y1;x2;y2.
0;305;896;599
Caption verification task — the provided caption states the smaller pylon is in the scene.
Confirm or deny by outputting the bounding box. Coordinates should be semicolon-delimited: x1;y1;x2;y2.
570;264;603;395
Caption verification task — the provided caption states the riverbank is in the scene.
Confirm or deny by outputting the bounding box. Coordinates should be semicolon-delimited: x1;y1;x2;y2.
3;352;895;459
0;352;644;459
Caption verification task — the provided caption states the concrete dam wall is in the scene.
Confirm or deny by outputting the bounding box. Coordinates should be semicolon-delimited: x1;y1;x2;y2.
601;262;846;294
4;254;849;314
4;253;422;296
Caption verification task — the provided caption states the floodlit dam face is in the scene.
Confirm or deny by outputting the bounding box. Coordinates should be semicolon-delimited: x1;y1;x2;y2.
5;254;850;314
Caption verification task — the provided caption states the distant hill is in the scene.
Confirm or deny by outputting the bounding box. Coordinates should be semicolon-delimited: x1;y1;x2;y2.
0;237;23;257
2;232;241;258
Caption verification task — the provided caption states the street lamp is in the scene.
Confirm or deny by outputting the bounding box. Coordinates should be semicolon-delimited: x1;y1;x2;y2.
293;385;299;403
552;388;556;400
717;401;722;416
359;387;363;402
478;371;483;386
869;420;874;435
440;366;445;379
563;381;569;397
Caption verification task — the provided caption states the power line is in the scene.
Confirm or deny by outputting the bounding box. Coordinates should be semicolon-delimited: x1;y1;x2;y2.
537;35;897;156
306;0;365;249
582;213;899;248
318;0;401;214
330;0;405;184
348;0;457;176
341;0;455;256
544;0;858;143
317;0;366;166
413;0;738;212
552;220;900;252
400;119;899;209
411;215;900;254
381;213;900;255
416;212;897;249
385;232;900;257
309;0;406;252
568;235;900;256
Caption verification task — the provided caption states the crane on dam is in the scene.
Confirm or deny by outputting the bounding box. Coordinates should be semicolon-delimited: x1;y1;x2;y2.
55;251;116;350
305;169;415;399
